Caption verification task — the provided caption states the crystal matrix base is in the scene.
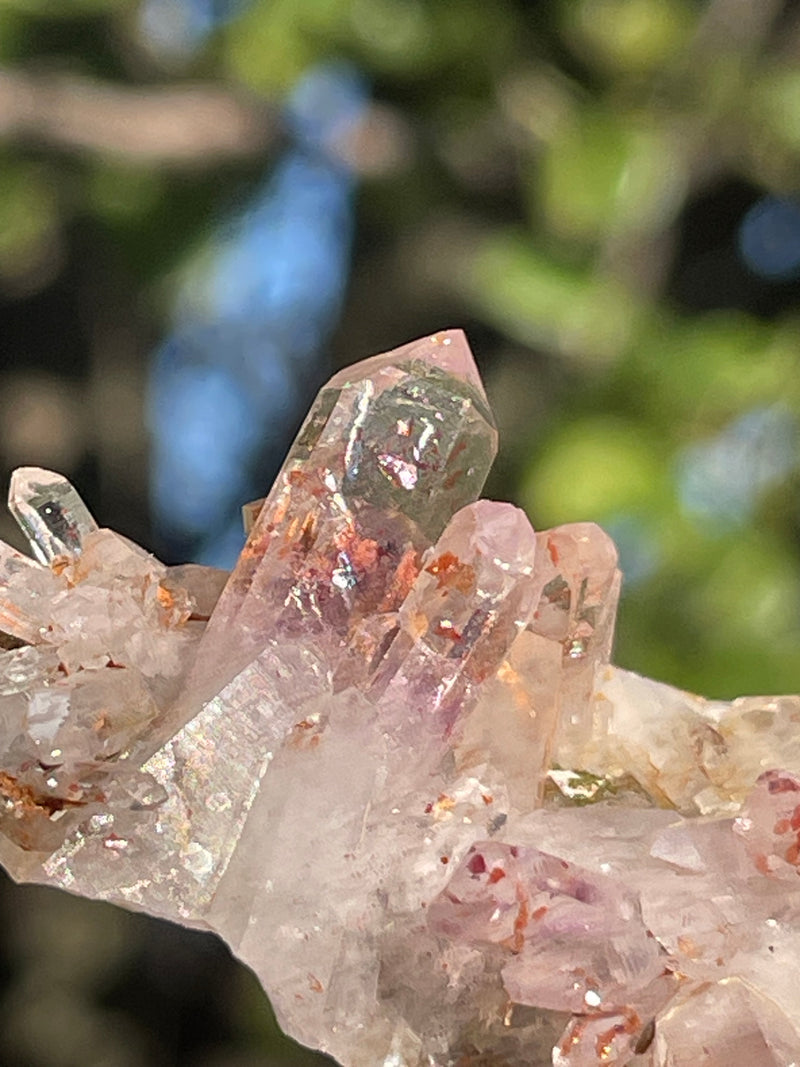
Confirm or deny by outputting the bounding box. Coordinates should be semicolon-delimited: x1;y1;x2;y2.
0;331;798;1067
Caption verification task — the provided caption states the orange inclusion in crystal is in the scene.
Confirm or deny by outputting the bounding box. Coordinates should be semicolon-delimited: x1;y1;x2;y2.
379;547;421;612
424;552;475;594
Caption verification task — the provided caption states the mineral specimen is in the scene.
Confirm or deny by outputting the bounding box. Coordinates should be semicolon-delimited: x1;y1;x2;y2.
0;330;799;1067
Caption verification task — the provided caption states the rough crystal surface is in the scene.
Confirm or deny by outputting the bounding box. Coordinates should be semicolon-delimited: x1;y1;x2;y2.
0;330;798;1067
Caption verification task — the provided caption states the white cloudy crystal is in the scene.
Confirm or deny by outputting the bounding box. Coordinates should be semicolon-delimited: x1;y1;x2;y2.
0;331;798;1067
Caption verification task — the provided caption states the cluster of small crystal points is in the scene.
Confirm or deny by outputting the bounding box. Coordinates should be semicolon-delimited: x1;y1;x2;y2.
1;331;800;1067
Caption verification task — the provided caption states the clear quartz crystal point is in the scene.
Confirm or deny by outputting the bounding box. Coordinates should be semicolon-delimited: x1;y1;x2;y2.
2;332;800;1067
8;466;98;563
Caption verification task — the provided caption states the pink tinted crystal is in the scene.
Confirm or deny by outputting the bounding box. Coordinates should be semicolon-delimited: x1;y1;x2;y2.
430;841;666;1016
373;501;540;734
185;330;497;704
2;332;797;1067
654;978;800;1065
536;522;621;762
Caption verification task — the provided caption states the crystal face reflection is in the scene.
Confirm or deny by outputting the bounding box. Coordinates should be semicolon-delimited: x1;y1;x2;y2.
0;332;799;1067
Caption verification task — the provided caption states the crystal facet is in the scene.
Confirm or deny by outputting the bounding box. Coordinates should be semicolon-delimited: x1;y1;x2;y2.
9;466;98;563
0;331;797;1067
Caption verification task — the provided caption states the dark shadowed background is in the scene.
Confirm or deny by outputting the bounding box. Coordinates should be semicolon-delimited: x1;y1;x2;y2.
1;0;800;1063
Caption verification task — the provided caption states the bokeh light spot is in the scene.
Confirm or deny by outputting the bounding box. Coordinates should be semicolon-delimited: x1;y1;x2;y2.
738;196;800;281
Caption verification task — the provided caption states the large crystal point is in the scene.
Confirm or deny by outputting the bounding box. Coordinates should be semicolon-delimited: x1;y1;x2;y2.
1;331;799;1067
188;329;497;700
8;466;98;563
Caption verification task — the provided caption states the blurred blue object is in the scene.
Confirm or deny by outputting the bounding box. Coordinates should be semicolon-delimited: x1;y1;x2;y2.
140;0;248;55
738;196;800;281
147;63;366;565
677;406;798;526
603;515;660;588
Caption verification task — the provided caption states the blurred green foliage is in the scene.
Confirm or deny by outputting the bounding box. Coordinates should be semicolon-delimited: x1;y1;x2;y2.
2;0;800;1061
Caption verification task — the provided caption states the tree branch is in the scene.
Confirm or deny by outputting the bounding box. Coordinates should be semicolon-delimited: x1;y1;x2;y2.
0;69;281;166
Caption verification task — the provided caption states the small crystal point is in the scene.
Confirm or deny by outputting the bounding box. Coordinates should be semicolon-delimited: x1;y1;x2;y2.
241;496;265;535
8;467;98;564
372;500;540;735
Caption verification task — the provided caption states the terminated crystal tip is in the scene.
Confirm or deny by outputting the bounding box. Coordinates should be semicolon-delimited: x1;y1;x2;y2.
327;329;490;401
8;466;98;564
318;327;498;540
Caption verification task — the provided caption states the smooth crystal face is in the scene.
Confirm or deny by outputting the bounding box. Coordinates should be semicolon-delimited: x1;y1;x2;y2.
0;331;799;1067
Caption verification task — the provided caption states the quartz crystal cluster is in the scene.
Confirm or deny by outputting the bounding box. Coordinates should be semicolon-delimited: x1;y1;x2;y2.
0;331;799;1067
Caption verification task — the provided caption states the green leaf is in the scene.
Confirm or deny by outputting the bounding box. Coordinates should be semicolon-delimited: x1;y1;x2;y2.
0;0;125;14
521;415;667;526
539;108;686;241
560;0;694;76
470;230;642;363
751;66;800;153
0;160;59;279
